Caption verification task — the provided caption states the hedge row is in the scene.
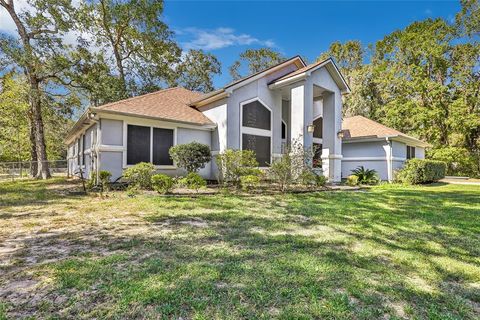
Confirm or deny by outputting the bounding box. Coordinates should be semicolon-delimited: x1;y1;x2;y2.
396;159;446;184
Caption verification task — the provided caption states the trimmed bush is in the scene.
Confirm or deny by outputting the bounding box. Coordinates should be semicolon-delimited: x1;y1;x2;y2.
351;166;379;185
123;162;156;189
151;174;174;194
169;142;212;173
99;170;112;192
240;175;260;191
269;154;293;192
346;175;359;186
179;172;206;192
315;174;328;187
215;149;259;185
299;169;317;187
396;159;446;184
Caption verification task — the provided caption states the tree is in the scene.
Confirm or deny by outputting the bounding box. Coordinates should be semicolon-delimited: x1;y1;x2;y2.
173;49;221;93
456;0;480;37
169;142;212;173
229;48;285;81
0;0;78;178
79;0;181;97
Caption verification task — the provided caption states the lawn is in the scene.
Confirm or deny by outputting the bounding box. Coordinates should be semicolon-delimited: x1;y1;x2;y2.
0;179;479;319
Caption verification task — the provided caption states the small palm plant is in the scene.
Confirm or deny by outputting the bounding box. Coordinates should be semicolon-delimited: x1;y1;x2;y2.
351;166;379;185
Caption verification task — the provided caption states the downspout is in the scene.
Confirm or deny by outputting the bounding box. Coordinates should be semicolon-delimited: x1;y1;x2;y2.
386;137;393;182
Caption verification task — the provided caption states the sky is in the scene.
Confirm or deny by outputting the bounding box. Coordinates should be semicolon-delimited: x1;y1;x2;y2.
165;0;461;88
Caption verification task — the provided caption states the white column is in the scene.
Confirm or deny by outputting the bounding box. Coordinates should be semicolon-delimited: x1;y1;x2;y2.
290;82;313;148
321;92;342;182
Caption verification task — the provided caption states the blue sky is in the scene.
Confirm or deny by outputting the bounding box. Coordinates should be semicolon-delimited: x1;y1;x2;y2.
165;0;461;88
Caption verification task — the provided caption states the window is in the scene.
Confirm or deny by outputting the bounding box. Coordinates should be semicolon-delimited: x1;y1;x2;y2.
77;139;81;165
313;143;322;168
127;125;174;166
82;134;86;166
241;99;272;166
127;125;150;165
407;146;416;159
242;134;271;167
281;121;286;140
313;117;323;139
153;128;174;165
242;100;271;130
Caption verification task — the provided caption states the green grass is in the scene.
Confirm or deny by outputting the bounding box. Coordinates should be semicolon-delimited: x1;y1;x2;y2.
0;179;479;319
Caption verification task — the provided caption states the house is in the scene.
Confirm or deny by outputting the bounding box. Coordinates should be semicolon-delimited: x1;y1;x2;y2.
341;116;430;181
65;55;428;183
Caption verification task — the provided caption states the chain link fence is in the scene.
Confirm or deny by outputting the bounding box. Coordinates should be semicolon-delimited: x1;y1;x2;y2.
0;160;68;181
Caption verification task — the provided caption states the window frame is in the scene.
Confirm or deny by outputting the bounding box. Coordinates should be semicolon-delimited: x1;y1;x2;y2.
123;121;177;169
239;97;273;168
312;114;323;145
406;145;416;160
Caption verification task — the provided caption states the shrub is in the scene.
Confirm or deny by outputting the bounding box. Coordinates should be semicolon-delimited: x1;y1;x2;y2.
351;166;379;185
179;172;206;192
315;174;328;187
240;175;260;191
151;174;174;194
428;147;478;177
123;162;156;189
298;169;317;187
215;149;259;185
169;142;212;173
269;154;293;192
346;175;359;186
396;159;446;184
99;170;112;192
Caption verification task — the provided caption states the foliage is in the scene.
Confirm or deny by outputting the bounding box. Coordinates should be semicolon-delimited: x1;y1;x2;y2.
123;162;156;189
428;147;479;177
396;159;446;184
229;48;285;81
99;170;112;192
78;0;181;97
346;175;359;186
151;174;174;194
269;155;293;192
172;49;221;93
298;169;318;188
178;172;206;192
351;166;379;185
169;142;212;173
215;149;259;186
239;175;260;192
315;174;328;187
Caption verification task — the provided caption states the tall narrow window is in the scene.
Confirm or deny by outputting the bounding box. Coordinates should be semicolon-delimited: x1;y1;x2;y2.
407;146;416;160
153;128;174;165
127;125;150;165
313;143;322;168
77;139;81;165
82;134;86;166
241;99;272;166
281;121;286;140
313;117;323;139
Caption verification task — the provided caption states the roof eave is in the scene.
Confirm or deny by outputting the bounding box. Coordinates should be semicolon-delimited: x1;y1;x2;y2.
90;108;217;129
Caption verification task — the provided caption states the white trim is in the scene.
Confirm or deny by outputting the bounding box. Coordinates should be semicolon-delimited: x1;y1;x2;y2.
342;156;407;162
313;137;323;144
239;97;273;167
321;153;343;160
99;145;125;152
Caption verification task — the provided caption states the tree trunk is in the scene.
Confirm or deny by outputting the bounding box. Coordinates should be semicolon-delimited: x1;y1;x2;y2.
29;116;38;177
29;78;51;179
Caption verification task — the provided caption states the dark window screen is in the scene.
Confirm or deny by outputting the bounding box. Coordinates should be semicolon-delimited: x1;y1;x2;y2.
77;139;81;165
82;134;86;165
313;117;323;138
127;125;151;165
153;128;174;165
242;134;271;167
313;143;322;167
242;100;271;130
281;121;286;139
407;146;416;159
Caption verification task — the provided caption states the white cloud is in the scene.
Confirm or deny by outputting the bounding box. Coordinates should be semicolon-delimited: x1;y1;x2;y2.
179;27;275;50
0;0;32;36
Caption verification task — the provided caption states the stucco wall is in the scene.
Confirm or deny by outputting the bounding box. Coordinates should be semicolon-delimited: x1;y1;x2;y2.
101;119;123;145
342;141;388;158
200;98;228;152
342;160;389;180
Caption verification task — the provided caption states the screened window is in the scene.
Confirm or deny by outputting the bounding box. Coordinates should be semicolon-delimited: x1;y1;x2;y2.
313;143;322;168
153;128;174;165
281;121;286;140
313;117;323;139
407;146;416;159
242;100;271;130
242;134;271;167
82;134;86;166
77;139;81;165
127;125;150;165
